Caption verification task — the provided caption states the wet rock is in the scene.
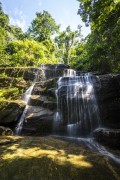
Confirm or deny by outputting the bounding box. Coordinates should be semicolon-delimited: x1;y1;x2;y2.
21;106;54;136
98;74;120;101
32;84;45;95
0;126;13;135
32;80;57;98
44;78;58;90
93;128;120;149
43;101;57;110
97;74;120;128
25;106;54;120
39;64;69;79
0;101;25;124
100;101;120;128
28;95;47;106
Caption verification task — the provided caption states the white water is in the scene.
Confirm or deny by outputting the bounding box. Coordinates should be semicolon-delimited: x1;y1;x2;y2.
63;69;76;77
15;84;34;135
55;69;101;136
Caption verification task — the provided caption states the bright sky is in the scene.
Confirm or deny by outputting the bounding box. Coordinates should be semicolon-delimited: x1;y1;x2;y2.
1;0;91;37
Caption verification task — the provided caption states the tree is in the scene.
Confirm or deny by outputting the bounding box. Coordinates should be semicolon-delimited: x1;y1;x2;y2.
55;25;82;64
7;25;25;40
0;2;9;29
0;2;10;66
28;10;59;42
77;0;120;72
6;39;58;66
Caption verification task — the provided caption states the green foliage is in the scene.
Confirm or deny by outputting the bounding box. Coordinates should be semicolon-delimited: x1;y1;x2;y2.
55;25;82;64
70;42;89;70
0;2;9;29
28;10;59;42
7;25;25;40
76;0;120;72
0;87;19;100
6;39;58;66
0;2;59;67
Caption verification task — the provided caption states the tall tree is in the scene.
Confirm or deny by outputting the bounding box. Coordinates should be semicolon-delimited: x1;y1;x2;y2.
77;0;120;72
28;11;59;42
0;2;9;65
55;25;82;64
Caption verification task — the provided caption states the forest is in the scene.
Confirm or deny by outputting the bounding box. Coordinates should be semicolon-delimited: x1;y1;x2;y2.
0;0;120;72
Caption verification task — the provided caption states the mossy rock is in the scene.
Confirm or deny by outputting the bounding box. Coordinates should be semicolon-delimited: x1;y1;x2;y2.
0;67;38;80
0;126;13;135
0;136;120;180
0;100;25;124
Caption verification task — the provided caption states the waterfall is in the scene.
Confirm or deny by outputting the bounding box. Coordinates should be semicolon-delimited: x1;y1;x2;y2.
15;70;38;135
15;84;34;135
40;64;46;80
55;69;101;137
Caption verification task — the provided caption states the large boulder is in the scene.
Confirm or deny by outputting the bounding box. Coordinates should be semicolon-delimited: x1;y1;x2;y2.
93;128;120;149
97;74;120;128
98;74;120;101
0;101;25;124
21;106;54;136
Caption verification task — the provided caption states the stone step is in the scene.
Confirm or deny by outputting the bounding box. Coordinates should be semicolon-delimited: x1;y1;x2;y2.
28;95;48;106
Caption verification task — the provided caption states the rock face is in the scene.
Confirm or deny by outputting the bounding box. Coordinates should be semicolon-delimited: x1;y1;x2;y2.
1;65;120;141
0;101;25;125
0;126;13;135
96;74;120;129
21;106;54;136
93;128;120;149
39;64;69;79
17;69;120;137
0;67;39;81
20;64;69;136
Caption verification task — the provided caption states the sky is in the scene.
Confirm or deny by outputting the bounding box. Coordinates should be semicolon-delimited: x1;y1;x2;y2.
1;0;91;37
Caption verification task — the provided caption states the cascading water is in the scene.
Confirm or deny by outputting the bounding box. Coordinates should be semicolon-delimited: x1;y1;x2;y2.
15;71;38;135
53;68;120;165
55;69;101;137
15;85;34;135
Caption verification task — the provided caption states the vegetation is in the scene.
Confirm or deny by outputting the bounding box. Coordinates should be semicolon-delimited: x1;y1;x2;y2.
28;10;59;42
75;0;120;72
55;25;82;64
0;0;119;72
0;3;59;67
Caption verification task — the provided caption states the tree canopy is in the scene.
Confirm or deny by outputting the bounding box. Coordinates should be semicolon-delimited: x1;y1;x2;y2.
0;0;120;72
76;0;120;72
28;10;59;42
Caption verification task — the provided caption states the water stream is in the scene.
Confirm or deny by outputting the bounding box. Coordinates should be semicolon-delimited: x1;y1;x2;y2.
15;85;34;135
55;69;100;137
54;68;120;165
15;70;38;135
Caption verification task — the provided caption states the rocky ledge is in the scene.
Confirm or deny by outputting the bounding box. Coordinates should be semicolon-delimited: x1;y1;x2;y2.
0;101;25;125
95;74;120;129
93;128;120;149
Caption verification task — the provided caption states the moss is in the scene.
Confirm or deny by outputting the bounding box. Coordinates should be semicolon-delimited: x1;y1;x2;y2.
0;136;120;180
0;88;19;99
